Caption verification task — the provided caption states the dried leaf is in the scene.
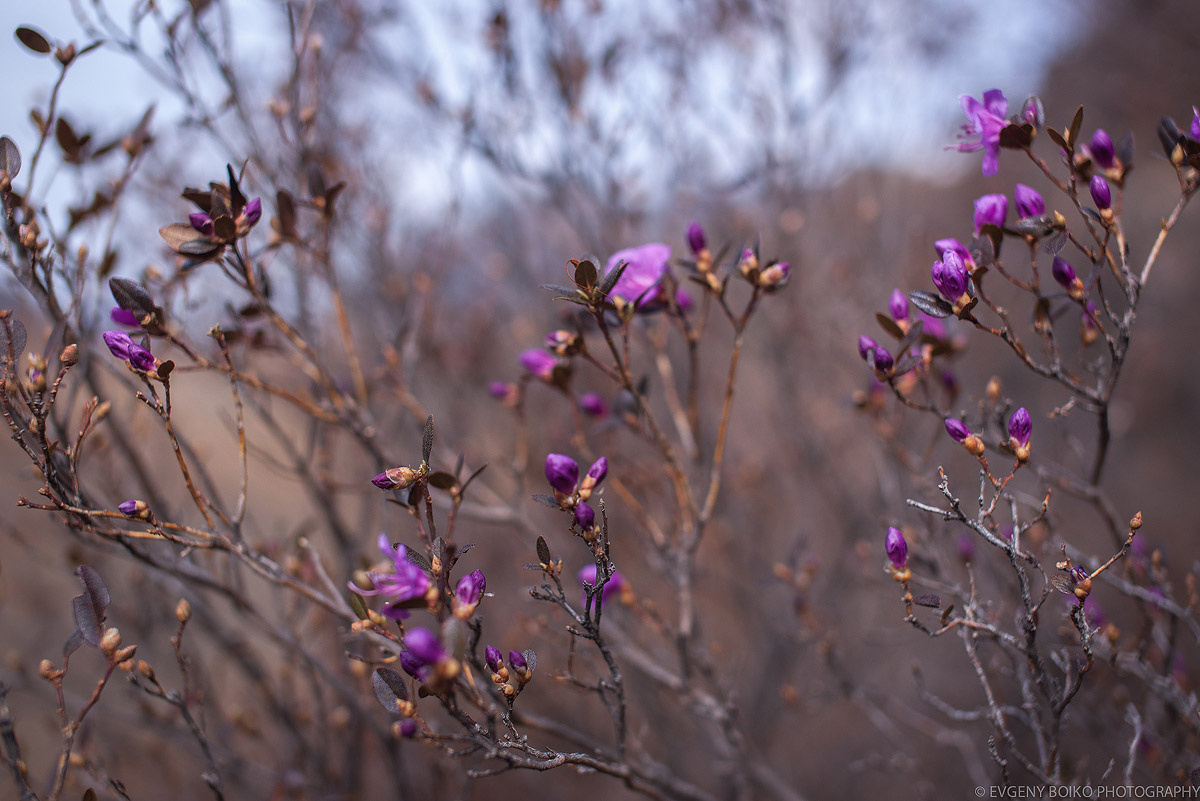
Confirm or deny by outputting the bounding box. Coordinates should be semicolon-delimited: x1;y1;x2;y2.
109;277;155;318
2;318;27;363
372;666;409;712
15;26;51;55
536;536;551;564
0;136;21;178
908;290;952;318
530;493;559;508
1046;126;1069;152
573;259;597;290
598;259;627;297
913;593;941;608
874;313;904;340
348;591;369;620
422;415;434;463
427;471;456;490
1067;105;1084;150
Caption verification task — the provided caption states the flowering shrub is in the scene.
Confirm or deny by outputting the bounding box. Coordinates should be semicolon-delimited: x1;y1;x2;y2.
1;7;1198;801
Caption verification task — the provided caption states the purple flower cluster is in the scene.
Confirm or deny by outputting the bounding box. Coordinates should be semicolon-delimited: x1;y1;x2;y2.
349;534;432;620
103;330;156;372
545;452;608;532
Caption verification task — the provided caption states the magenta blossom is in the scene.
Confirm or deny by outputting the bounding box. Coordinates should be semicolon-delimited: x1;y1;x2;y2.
604;243;670;308
954;90;1008;176
349;534;431;620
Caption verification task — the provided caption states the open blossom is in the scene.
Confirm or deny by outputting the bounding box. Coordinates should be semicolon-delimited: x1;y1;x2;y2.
885;526;908;570
973;193;1008;235
604;243;670;308
1014;184;1044;219
349;534;431;620
954;90;1008;176
103;330;156;372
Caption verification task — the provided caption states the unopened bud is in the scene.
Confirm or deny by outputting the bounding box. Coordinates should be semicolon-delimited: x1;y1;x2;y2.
114;645;137;664
137;660;155;681
1130;512;1142;530
175;599;191;623
100;627;122;654
39;659;58;680
986;376;1001;401
59;344;78;366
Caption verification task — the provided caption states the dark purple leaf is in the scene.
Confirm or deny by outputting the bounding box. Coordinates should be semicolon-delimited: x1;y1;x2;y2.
109;277;155;318
874;313;904;340
908;290;952;318
536;536;551;564
0;136;21;178
2;318;26;364
1066;105;1084;150
422;416;434;463
15;26;51;54
531;493;559;508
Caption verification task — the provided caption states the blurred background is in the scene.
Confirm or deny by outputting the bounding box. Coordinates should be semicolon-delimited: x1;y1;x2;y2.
1;0;1199;798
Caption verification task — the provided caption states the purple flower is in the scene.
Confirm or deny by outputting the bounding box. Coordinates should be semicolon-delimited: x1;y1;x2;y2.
1089;129;1115;169
675;287;695;313
1191;107;1200;141
455;569;486;608
520;348;558;381
932;251;969;301
399;650;426;679
349;534;431;620
579;563;624;605
399;719;418;738
1051;257;1078;290
102;330;156;372
1014;184;1044;219
1012;407;1032;450
118;499;140;516
488;381;516;404
1090;175;1112;211
573;500;595;529
544;453;579;495
858;335;879;361
404;627;446;667
579;392;608;418
955;90;1008;176
604;243;670;308
110;307;142;328
922;314;948;343
686;222;706;255
973;193;1008;235
944;418;971;442
889;289;908;322
885;526;908;570
485;645;503;673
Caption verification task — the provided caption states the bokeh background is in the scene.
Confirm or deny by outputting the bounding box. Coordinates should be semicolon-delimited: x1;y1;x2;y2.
2;0;1199;798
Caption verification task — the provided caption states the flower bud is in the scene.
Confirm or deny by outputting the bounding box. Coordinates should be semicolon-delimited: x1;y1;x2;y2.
973;193;1008;235
485;645;504;674
372;466;419;491
579;392;608;418
578;457;607;500
545;329;580;356
757;261;789;291
858;336;879;361
175;599;192;623
1089;175;1112;211
544;453;579;496
1089;129;1115;169
453;569;486;618
59;343;79;366
1008;406;1032;462
100;627;122;655
1081;302;1100;346
1191;107;1200;141
39;659;59;680
519;348;559;382
932;251;969;304
686;221;706;256
573;500;595;531
888;289;908;323
885;526;908;570
1014;184;1044;219
1051;257;1086;300
870;346;893;378
118;499;151;520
